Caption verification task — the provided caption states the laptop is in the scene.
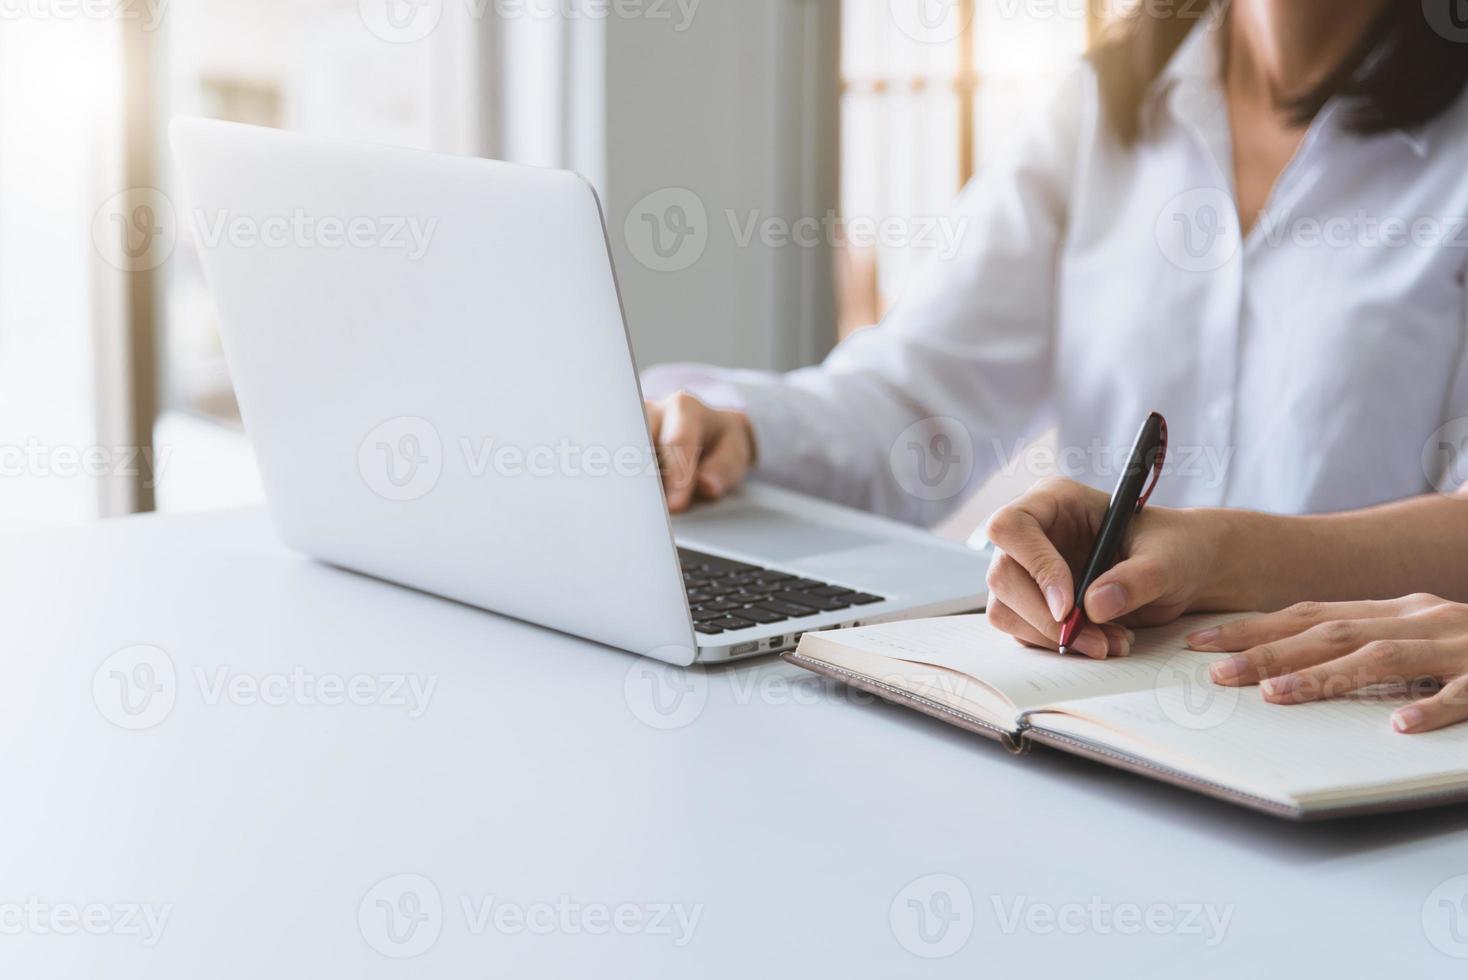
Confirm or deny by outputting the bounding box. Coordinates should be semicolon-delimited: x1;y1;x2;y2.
170;118;988;666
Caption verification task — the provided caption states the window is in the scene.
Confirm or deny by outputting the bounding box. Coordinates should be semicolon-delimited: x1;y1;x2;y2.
839;0;1096;333
0;17;121;530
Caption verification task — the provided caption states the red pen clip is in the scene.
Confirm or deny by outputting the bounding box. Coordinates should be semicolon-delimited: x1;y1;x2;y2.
1135;413;1168;513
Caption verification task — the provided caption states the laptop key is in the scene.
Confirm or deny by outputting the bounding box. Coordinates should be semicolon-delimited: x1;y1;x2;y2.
707;615;756;631
846;593;885;605
772;591;849;612
736;606;783;625
692;554;761;575
693;608;727;622
708;599;744;612
736;584;776;597
694;623;725;635
809;585;854;598
754;572;795;584
756;599;816;618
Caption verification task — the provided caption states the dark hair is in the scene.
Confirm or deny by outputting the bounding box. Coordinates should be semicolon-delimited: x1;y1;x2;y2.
1091;0;1468;145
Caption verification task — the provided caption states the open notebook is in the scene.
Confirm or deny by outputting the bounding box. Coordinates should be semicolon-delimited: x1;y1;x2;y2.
786;614;1468;820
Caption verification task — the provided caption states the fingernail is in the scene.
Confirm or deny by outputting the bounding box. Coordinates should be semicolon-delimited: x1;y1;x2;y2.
1088;583;1127;622
1045;586;1067;622
1393;706;1425;733
703;476;723;496
1073;632;1108;659
1188;627;1221;648
1210;655;1247;682
1261;675;1300;698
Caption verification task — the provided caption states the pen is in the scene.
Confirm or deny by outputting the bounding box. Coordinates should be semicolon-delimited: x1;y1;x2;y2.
1057;412;1169;655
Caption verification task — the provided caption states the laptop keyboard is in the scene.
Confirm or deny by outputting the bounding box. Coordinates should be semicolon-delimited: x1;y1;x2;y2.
678;548;885;636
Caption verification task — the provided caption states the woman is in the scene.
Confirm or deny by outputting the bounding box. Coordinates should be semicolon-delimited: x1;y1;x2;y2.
643;0;1468;522
641;1;1468;720
981;476;1468;733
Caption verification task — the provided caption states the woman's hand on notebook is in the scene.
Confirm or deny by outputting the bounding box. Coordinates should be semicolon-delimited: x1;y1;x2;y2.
983;478;1225;659
1189;596;1468;733
645;393;757;512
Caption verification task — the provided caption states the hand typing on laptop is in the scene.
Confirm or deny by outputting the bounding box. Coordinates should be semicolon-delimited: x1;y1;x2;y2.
985;477;1468;733
645;393;756;512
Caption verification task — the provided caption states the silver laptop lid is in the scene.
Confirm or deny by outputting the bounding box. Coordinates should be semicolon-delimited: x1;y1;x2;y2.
172;118;697;665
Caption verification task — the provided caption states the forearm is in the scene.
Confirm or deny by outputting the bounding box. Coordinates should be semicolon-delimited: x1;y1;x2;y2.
1197;490;1468;612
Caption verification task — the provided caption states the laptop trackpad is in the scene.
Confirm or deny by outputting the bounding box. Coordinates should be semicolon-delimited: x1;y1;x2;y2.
673;504;883;561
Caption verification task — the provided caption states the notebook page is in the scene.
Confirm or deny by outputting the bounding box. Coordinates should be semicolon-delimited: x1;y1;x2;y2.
793;638;1022;731
810;614;1236;712
1036;665;1468;806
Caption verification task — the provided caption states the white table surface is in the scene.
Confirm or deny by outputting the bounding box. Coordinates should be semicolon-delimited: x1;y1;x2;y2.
5;509;1468;977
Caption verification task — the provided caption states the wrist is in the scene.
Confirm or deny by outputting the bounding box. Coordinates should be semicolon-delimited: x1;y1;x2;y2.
1190;508;1270;611
733;410;758;469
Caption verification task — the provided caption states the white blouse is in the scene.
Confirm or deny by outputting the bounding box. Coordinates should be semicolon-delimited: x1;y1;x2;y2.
642;19;1468;527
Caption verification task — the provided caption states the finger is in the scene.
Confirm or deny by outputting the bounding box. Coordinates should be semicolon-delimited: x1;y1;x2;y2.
1259;640;1452;705
1208;617;1437;687
986;593;1115;660
986;596;1053;649
1099;622;1135;658
1186;598;1420;651
692;416;750;500
984;497;1078;623
656;395;705;512
1394;676;1468;734
644;400;663;434
986;552;1064;642
1083;554;1170;625
987;552;1133;658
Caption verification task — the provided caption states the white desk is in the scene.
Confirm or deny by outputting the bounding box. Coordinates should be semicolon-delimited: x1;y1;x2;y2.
5;509;1468;977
